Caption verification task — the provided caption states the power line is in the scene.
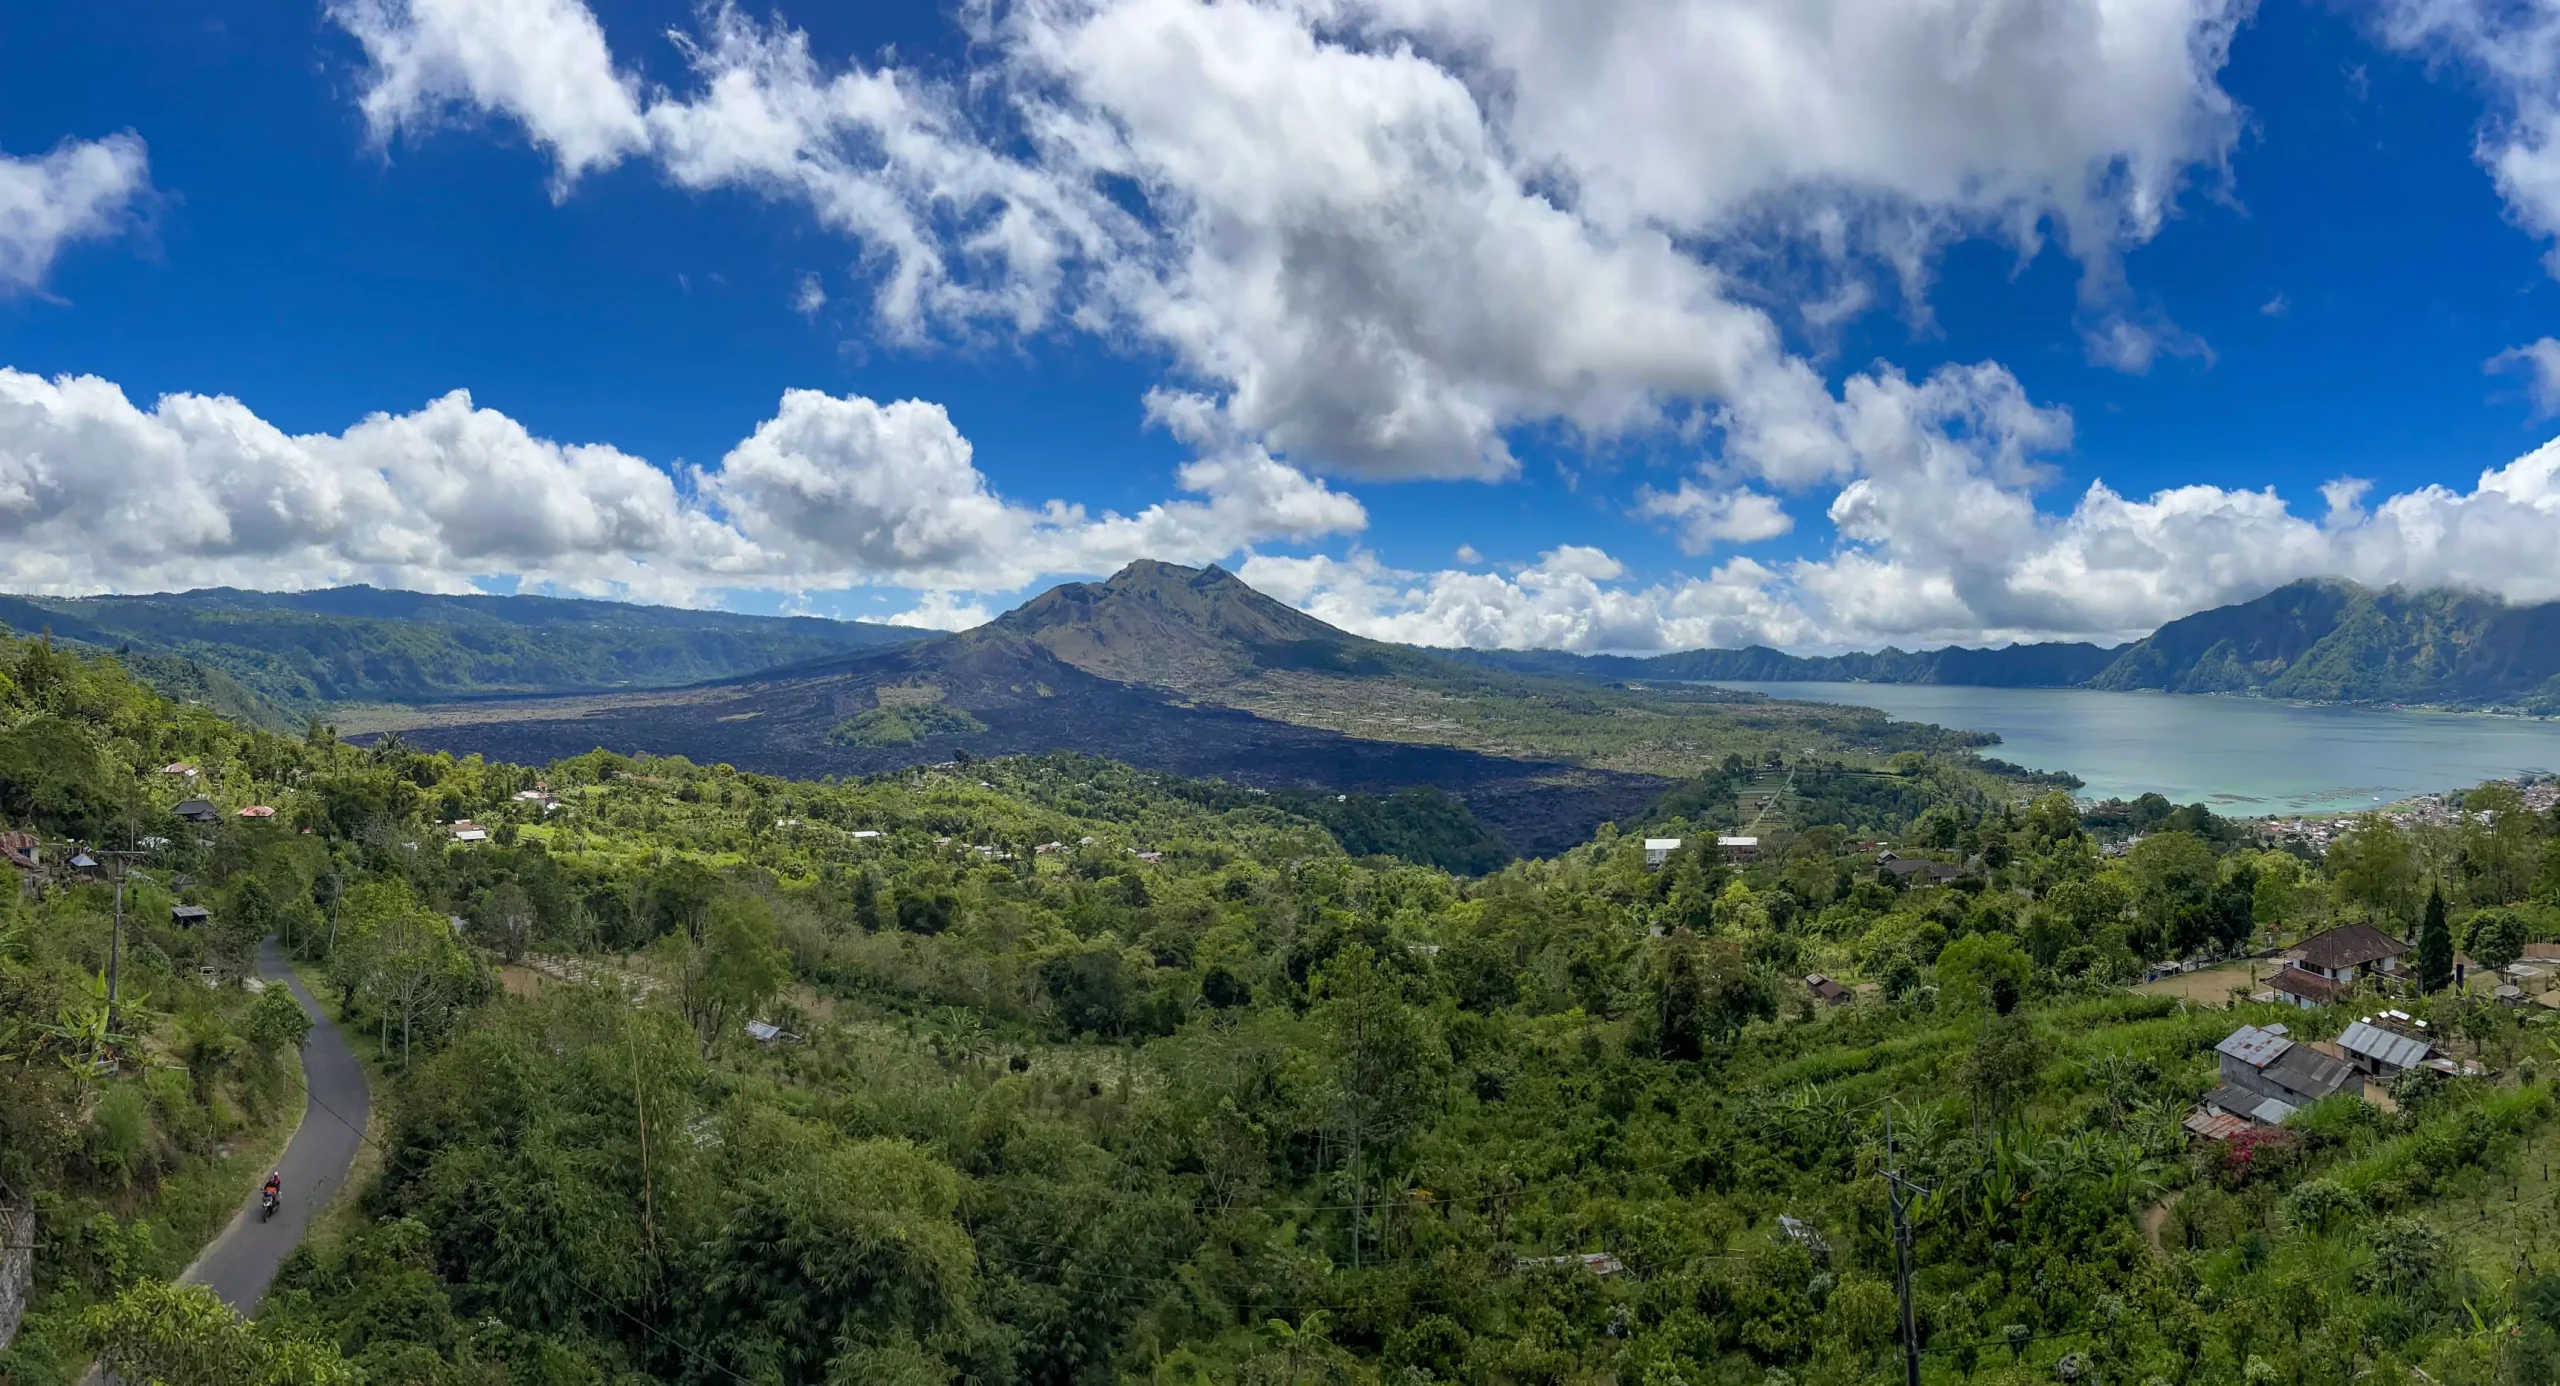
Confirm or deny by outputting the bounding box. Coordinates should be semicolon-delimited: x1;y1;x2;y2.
263;1013;765;1386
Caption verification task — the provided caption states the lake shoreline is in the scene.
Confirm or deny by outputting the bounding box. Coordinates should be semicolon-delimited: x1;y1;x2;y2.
1706;680;2560;816
1681;679;2560;724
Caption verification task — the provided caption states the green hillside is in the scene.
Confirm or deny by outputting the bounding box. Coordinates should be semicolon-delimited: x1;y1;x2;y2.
2091;581;2560;710
0;585;913;712
12;627;2560;1385
1461;579;2560;712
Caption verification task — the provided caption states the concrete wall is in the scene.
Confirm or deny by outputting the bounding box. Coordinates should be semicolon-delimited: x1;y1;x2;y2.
0;1203;32;1355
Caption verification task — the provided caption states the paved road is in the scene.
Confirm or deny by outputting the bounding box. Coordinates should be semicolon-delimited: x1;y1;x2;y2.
181;938;369;1314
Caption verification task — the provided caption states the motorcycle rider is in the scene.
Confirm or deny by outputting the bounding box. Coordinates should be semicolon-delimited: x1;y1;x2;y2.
262;1171;281;1206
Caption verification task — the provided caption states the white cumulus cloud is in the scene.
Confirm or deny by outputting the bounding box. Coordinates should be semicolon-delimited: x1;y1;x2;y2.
1639;484;1794;554
2375;0;2560;275
884;591;996;630
1236;422;2560;653
0;133;152;294
325;0;2249;478
2490;337;2560;416
0;367;1362;602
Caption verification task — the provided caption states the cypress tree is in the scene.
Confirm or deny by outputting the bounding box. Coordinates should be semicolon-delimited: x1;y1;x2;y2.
851;868;882;932
2416;885;2454;994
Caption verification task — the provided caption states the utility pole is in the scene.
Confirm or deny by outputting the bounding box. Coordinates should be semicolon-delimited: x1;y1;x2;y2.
1884;1112;1931;1386
104;855;155;1045
62;842;156;1064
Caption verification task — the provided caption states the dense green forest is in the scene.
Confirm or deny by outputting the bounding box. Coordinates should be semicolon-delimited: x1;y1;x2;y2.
8;632;2560;1385
0;586;910;714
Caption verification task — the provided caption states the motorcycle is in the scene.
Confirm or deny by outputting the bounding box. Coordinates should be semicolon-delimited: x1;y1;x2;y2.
260;1188;279;1222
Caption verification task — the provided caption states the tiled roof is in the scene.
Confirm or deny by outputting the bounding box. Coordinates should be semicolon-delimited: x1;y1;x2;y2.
2291;922;2409;972
2269;968;2348;1003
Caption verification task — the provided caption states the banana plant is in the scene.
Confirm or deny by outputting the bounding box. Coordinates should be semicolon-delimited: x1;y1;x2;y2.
43;969;145;1075
2462;1296;2517;1344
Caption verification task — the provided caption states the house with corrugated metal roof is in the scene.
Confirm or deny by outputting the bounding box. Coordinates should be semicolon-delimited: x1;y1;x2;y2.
2206;1022;2352;1125
2335;1015;2434;1077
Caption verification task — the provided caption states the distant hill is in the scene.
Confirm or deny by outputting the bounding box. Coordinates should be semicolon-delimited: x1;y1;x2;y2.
0;586;915;712
2090;580;2560;710
361;562;1996;859
1442;640;2123;688
1457;578;2560;713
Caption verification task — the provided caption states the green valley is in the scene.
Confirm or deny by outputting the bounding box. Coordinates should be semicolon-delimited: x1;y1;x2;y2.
8;622;2560;1384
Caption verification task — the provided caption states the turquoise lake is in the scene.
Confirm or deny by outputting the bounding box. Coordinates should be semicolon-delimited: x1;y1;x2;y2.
1708;682;2560;814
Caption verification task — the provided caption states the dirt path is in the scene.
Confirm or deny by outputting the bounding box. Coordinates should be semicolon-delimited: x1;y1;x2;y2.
2140;1191;2184;1255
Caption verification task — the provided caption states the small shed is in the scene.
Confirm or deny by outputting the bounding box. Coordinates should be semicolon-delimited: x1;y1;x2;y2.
0;833;36;872
1882;858;1964;885
237;805;276;819
2183;1109;2252;1142
1718;835;1761;863
1642;838;1683;869
1513;1252;1624;1277
1778;1215;1832;1260
1803;973;1852;1006
449;822;489;843
170;905;211;928
171;799;218;825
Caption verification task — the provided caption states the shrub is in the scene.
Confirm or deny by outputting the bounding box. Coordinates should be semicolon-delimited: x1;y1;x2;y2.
85;1083;152;1187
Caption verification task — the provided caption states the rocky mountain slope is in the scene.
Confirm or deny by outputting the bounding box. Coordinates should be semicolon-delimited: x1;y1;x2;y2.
359;562;1992;857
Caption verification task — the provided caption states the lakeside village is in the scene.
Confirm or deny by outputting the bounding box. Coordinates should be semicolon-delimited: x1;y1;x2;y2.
2066;773;2560;1154
2243;773;2560;852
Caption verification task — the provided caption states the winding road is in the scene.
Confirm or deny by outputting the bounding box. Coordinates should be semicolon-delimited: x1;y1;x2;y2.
181;938;369;1314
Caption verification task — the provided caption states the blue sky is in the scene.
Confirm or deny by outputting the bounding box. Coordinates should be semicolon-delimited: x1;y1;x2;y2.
5;0;2560;651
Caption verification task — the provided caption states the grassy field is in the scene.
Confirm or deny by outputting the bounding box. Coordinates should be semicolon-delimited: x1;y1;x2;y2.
2133;961;2267;1007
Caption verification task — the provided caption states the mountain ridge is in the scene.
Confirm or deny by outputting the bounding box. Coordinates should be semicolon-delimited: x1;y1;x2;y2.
2091;580;2560;709
353;560;1997;858
1440;638;2125;688
0;585;915;712
1452;579;2560;712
